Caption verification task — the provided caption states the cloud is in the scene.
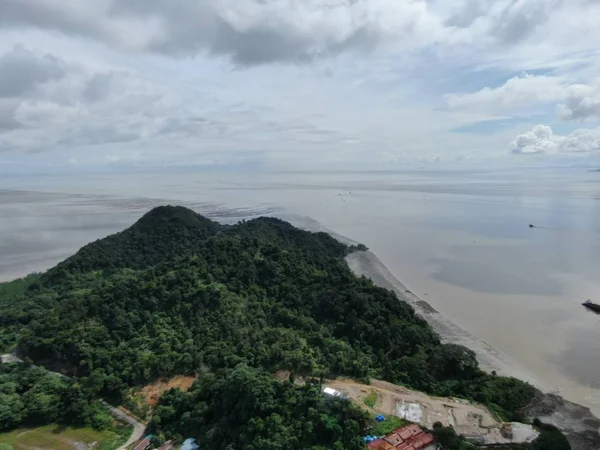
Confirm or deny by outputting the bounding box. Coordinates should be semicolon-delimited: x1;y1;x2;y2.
0;44;203;153
2;1;600;169
1;0;599;70
511;125;559;154
82;73;114;103
0;0;161;50
446;74;566;111
511;124;600;155
0;100;21;130
0;44;66;98
448;74;600;122
487;0;559;44
0;0;449;65
558;81;600;121
2;0;583;67
0;44;350;162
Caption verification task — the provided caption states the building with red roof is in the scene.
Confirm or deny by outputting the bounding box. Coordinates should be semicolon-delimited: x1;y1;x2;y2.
132;437;151;450
365;424;436;450
157;441;175;450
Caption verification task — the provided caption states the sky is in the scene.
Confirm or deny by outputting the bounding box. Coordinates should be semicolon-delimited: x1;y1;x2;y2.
0;0;600;173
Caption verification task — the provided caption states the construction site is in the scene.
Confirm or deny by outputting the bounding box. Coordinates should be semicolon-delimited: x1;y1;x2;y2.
325;378;539;446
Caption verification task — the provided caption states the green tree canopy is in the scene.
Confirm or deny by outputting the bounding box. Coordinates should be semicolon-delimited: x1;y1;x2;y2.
1;206;539;440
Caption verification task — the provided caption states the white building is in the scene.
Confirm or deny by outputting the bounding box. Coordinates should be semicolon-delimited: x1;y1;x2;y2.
323;387;342;397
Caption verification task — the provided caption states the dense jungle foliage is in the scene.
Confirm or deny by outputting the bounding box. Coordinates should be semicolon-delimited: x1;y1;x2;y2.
0;205;541;445
0;363;115;432
149;364;369;450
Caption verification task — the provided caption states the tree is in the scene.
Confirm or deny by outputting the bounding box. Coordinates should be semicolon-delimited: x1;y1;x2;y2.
0;393;23;431
432;425;463;450
429;344;479;380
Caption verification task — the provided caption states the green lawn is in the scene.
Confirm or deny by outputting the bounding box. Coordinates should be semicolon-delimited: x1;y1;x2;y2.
0;424;131;450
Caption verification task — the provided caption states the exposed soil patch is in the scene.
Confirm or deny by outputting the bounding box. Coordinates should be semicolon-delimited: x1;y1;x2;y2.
327;378;499;430
140;375;196;407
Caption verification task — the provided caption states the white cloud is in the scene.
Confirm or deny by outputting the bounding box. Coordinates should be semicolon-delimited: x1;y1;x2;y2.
446;74;566;111
444;0;560;44
511;125;600;155
558;81;600;121
0;43;358;164
452;0;600;71
0;44;213;153
448;74;600;122
511;125;560;154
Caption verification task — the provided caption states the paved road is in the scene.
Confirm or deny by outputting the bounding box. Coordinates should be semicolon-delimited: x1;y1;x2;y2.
101;401;147;450
2;353;146;449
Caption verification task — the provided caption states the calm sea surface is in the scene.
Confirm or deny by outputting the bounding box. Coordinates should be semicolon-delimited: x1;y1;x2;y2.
2;168;600;415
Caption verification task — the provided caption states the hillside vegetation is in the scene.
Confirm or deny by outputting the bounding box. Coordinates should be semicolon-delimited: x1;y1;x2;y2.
0;363;120;433
0;206;540;448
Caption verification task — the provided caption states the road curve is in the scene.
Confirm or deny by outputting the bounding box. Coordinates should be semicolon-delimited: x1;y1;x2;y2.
2;354;146;450
101;401;147;450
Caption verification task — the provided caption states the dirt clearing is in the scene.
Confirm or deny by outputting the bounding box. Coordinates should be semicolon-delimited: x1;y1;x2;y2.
327;378;499;430
140;375;196;407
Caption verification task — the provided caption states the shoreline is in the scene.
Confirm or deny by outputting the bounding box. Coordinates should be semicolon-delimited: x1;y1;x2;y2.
283;213;600;449
345;250;546;389
285;213;545;387
345;249;600;450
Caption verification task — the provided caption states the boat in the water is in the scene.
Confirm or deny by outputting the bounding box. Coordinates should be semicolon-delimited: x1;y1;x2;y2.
582;300;600;313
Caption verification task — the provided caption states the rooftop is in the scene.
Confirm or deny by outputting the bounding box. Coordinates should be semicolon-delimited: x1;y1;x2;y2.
366;424;435;450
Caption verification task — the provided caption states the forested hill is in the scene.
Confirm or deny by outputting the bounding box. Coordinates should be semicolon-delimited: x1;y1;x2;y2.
43;206;222;284
1;206;540;447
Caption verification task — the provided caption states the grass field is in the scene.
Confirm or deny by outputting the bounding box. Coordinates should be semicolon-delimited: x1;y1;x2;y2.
0;424;131;450
363;389;378;408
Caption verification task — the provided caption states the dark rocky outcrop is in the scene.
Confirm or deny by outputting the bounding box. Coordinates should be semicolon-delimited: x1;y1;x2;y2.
526;393;600;450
